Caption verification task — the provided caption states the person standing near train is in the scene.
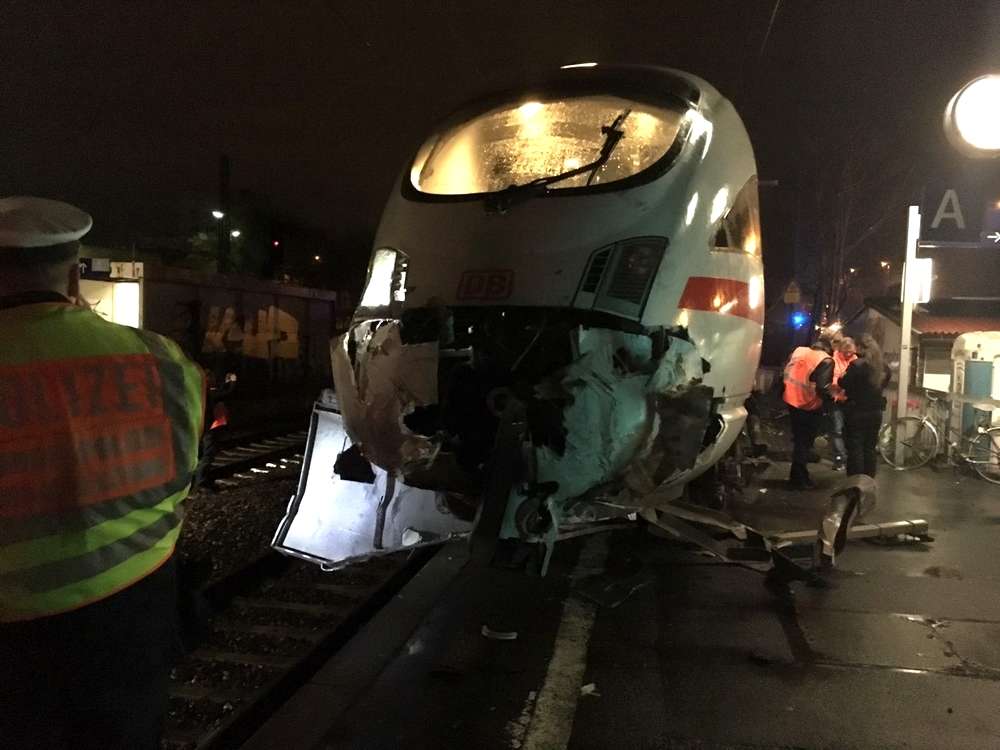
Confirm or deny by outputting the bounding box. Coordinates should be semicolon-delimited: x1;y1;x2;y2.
839;334;892;477
783;337;835;488
0;197;205;748
828;336;858;470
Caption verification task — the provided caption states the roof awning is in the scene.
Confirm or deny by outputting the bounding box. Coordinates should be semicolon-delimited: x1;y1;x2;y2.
913;313;1000;337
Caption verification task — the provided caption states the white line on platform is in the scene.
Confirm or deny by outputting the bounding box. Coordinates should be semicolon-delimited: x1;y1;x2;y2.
519;535;607;750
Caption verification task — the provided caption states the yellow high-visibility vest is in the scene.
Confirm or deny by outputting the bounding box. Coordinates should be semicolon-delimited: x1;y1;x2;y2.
0;299;204;621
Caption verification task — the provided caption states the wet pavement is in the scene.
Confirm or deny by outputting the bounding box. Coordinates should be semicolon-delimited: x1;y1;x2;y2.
245;459;1000;750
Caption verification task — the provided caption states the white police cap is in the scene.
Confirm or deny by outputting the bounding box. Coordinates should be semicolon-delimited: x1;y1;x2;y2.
0;196;93;248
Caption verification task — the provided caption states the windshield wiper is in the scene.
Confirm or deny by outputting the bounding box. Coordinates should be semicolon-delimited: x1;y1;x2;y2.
485;109;632;213
586;108;631;185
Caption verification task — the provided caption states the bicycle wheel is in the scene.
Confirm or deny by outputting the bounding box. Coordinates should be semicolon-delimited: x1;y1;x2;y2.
969;427;1000;485
878;417;939;470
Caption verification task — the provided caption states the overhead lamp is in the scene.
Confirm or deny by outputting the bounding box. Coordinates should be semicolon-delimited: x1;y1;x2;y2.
212;210;224;219
944;74;1000;158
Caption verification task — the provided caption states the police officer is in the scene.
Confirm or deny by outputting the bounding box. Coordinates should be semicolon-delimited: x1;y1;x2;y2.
0;197;205;749
782;336;834;488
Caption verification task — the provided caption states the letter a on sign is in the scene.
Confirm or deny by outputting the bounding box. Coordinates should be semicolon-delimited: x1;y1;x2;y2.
931;189;966;230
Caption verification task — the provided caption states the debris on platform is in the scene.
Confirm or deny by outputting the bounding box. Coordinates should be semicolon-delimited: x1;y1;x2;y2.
481;625;518;640
816;474;877;567
579;682;601;697
575;570;654;608
924;565;963;579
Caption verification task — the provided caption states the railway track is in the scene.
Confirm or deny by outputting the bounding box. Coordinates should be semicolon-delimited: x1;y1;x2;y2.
163;421;437;749
205;429;309;489
162;547;434;750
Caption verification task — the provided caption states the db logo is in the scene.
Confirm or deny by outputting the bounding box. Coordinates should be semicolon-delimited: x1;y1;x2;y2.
456;270;514;301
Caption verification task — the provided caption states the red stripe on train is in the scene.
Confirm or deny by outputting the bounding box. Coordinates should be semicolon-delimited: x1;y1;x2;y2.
677;276;763;324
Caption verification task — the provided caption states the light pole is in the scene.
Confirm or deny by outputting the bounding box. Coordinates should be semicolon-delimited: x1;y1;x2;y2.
895;206;922;465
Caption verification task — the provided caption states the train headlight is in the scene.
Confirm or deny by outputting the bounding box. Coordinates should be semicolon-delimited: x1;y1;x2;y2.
359;248;409;311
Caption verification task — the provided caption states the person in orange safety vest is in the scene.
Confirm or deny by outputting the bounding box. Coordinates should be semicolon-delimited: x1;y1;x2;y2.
783;338;834;488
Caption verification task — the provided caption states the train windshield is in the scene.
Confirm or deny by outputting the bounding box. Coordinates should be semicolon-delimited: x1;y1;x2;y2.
411;95;685;195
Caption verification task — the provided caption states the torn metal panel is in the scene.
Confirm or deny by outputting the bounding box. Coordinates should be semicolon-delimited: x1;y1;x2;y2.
638;473;921;584
272;403;472;568
575;326;653;365
816;474;878;565
772;519;930;546
533;329;711;511
647;335;706;394
533;359;649;506
331;320;440;474
321;304;737;574
640;506;823;585
624;385;715;500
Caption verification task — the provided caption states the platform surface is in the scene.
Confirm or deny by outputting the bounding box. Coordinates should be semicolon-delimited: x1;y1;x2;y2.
245;459;1000;750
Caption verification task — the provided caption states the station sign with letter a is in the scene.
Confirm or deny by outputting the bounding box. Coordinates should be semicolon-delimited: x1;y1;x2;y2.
921;167;1000;247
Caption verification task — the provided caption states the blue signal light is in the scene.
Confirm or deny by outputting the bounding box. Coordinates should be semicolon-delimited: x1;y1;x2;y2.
791;311;809;330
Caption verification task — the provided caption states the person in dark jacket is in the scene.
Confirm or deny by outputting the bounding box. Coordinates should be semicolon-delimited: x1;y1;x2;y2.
839;334;892;477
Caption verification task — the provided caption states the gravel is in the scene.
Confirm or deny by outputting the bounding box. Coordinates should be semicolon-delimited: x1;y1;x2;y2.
177;478;298;587
220;604;338;631
170;659;278;692
165;695;244;733
257;584;360;607
201;627;313;657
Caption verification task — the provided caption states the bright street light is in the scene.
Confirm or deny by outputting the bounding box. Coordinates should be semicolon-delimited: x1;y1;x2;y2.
880;260;890;269
212;210;224;219
230;229;241;238
944;74;1000;157
313;255;322;262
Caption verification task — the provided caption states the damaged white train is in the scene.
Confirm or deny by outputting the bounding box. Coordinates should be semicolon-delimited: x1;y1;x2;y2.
274;64;768;571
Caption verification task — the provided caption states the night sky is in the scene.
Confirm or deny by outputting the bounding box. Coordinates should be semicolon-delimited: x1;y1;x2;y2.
2;0;997;291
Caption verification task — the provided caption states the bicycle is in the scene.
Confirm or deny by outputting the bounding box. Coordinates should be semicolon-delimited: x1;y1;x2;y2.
878;391;1000;484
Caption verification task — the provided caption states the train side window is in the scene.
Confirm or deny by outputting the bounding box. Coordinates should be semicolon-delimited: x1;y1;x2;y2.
713;224;732;250
711;177;760;256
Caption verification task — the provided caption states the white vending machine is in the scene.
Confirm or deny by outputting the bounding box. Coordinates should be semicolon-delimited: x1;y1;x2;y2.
78;258;144;328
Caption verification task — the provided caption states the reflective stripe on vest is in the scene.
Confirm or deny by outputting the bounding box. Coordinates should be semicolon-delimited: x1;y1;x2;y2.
783;346;829;412
0;303;204;621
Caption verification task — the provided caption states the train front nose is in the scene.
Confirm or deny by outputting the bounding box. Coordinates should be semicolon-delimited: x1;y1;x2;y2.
332;301;718;509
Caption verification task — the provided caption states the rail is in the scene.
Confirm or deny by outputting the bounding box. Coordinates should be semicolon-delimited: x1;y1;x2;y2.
204;429;309;489
162;546;437;750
